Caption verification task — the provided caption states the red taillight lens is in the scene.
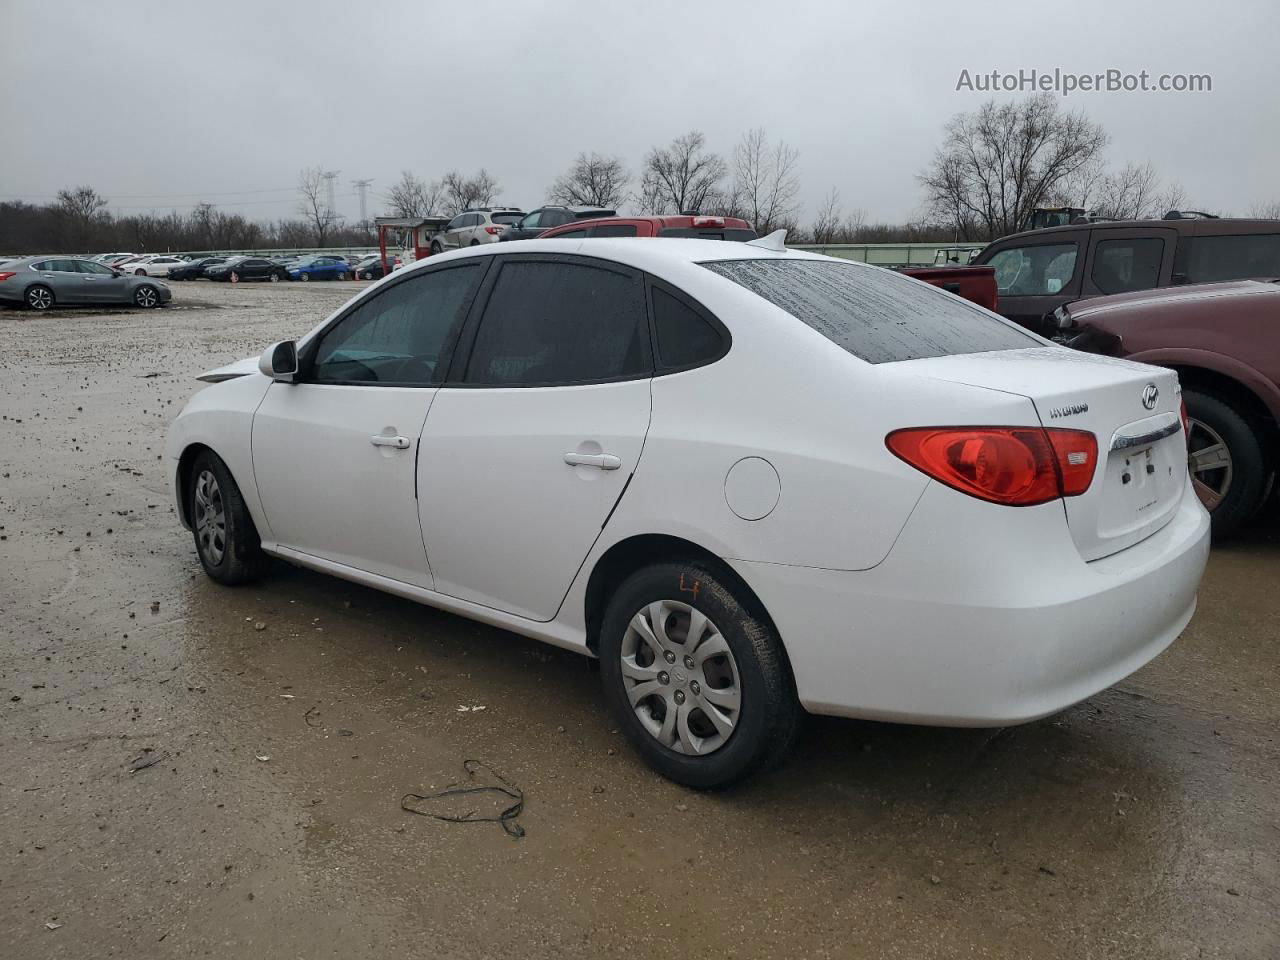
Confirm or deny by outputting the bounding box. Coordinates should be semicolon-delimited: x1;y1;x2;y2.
886;426;1097;506
1179;396;1189;440
0;272;15;282
484;225;501;235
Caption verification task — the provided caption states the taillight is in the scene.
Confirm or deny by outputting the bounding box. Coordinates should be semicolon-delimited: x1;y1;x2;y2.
484;225;502;235
1179;396;1189;440
0;272;16;282
886;426;1097;506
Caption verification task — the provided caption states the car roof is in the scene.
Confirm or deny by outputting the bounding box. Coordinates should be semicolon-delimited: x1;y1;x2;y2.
993;217;1280;245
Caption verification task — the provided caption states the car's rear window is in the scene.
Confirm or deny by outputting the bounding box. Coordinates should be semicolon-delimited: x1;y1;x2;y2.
492;213;524;225
701;258;1037;364
660;227;757;241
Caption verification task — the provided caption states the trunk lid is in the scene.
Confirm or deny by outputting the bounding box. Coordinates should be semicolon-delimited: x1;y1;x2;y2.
889;347;1186;560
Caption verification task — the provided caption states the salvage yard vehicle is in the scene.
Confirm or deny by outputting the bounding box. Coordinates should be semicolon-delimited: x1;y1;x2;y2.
1055;279;1280;537
167;237;1210;788
500;206;617;241
287;256;349;282
971;214;1280;334
0;255;170;309
127;254;188;277
204;256;288;282
540;214;755;240
430;208;526;251
168;256;229;280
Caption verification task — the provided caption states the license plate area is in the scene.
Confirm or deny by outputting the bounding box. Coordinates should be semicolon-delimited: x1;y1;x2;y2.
1097;437;1184;536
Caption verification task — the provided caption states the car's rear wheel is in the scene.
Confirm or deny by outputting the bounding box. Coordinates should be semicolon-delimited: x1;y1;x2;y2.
430;241;442;254
25;284;54;311
133;284;160;309
269;272;281;282
188;450;270;585
336;270;347;281
598;562;802;789
361;270;373;280
228;272;239;283
1184;389;1267;539
469;239;480;246
299;272;310;282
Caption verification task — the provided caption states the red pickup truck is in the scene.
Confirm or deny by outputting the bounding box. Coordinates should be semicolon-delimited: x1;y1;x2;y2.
538;216;999;311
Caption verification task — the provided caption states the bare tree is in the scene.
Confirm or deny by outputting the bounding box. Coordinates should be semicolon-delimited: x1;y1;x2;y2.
387;171;443;219
297;167;341;245
639;131;727;214
56;185;108;250
731;128;800;234
920;94;1109;240
548;153;629;208
811;188;843;243
1249;200;1280;219
1093;162;1184;220
441;169;500;215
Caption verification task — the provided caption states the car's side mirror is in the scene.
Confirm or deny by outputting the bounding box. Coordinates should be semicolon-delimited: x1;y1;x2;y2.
259;340;299;382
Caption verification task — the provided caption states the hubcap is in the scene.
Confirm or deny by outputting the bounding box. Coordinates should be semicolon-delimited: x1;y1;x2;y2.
136;287;156;307
1187;418;1232;511
620;600;741;756
29;288;51;309
193;469;227;566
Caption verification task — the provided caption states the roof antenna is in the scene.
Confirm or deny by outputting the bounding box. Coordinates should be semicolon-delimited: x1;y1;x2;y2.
747;228;787;252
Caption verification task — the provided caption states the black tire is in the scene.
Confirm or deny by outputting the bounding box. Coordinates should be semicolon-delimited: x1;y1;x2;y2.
430;241;442;254
598;561;802;789
361;270;373;280
188;450;271;585
299;272;310;282
1184;389;1267;539
336;270;347;281
25;284;54;311
134;268;146;276
269;271;282;282
133;284;160;309
469;239;480;246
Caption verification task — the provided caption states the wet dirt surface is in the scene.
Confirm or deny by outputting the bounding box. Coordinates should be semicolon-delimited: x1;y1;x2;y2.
1;280;1277;958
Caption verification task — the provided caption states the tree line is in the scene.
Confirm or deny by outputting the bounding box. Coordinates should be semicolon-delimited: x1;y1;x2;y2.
5;95;1274;255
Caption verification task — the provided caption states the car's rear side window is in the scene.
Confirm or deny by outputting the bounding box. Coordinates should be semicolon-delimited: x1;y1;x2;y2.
592;224;638;237
465;260;649;385
1173;233;1280;283
651;286;725;370
702;258;1038;364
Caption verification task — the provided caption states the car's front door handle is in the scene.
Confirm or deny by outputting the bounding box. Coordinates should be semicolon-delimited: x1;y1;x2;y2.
564;452;621;470
370;434;411;449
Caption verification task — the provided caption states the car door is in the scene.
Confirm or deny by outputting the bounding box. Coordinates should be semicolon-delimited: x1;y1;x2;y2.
1081;229;1176;298
515;210;542;239
33;259;89;302
442;214;467;249
251;262;486;586
978;231;1087;333
76;258;132;302
418;254;653;621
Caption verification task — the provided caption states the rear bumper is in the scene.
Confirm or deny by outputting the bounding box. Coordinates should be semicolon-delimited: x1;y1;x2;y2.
732;480;1210;726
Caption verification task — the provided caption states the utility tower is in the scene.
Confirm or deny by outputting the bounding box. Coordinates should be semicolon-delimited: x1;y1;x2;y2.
321;170;341;220
351;178;373;233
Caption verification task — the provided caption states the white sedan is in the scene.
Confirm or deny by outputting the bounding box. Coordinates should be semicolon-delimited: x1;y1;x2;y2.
166;236;1210;787
125;254;188;277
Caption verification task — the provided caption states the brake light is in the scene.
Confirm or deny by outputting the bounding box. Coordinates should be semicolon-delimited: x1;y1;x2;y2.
886;426;1097;506
1179;396;1189;440
0;272;15;282
484;225;502;235
691;216;725;227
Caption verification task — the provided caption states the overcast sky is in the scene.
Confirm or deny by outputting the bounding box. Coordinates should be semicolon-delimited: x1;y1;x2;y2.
1;0;1276;225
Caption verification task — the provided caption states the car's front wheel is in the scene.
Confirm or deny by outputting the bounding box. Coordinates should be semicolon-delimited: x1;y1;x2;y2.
269;271;281;282
299;272;310;282
1184;389;1267;538
598;562;802;789
25;284;54;311
430;241;442;255
133;284;160;309
188;450;270;585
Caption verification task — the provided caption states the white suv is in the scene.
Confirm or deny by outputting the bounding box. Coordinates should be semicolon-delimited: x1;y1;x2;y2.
431;208;525;251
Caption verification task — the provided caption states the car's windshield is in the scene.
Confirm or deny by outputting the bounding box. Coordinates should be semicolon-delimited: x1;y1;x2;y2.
702;258;1038;364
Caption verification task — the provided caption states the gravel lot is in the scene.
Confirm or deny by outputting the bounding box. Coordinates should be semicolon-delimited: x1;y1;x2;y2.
1;280;1277;959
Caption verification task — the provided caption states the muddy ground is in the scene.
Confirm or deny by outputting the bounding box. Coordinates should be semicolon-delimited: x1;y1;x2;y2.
0;279;1277;959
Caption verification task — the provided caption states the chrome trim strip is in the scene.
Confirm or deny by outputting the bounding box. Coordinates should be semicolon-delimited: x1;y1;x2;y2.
1110;413;1181;452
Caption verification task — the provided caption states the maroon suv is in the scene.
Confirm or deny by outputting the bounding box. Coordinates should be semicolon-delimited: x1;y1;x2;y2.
1057;279;1280;536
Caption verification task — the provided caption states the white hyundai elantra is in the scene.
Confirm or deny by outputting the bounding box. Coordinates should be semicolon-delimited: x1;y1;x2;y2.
167;236;1210;787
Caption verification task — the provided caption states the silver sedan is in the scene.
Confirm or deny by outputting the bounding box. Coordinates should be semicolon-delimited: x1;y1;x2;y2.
0;256;173;311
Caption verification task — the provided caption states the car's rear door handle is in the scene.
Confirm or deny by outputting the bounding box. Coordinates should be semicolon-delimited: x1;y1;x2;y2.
370;434;411;449
564;452;621;470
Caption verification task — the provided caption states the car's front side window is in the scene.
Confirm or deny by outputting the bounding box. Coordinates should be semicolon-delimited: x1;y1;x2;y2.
986;243;1079;296
311;265;481;386
463;259;650;386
